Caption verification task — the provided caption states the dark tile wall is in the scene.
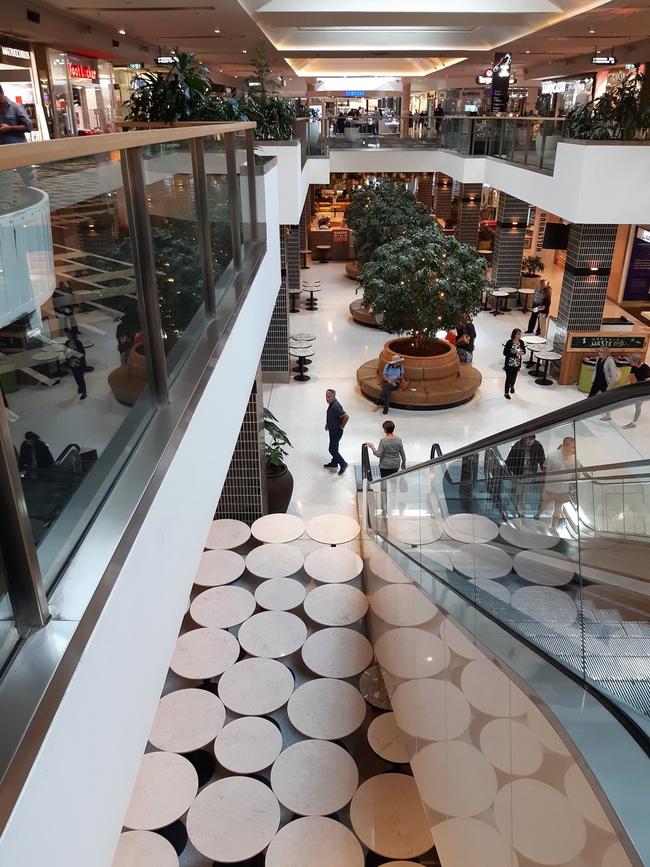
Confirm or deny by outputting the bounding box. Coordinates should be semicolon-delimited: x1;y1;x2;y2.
215;367;268;522
417;174;433;210
261;224;299;379
492;193;529;287
457;183;482;247
300;195;311;254
554;223;618;352
433;173;453;222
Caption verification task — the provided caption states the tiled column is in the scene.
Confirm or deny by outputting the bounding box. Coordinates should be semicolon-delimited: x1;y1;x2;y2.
215;367;268;522
433;173;453;223
416;174;433;210
261;224;299;382
299;194;311;255
553;223;618;353
492;193;529;287
457;183;482;247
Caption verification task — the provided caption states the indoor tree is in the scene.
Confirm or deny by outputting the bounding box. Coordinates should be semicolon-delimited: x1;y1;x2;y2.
346;182;432;265
565;73;650;140
360;223;489;349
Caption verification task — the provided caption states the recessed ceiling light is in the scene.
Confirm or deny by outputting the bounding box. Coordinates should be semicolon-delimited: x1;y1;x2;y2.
525;49;530;54
219;68;223;72
242;49;247;53
589;28;595;34
234;74;238;78
214;28;220;33
118;28;126;34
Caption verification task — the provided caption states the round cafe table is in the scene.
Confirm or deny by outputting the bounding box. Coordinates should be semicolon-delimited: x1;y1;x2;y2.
535;350;562;386
522;334;547;367
490;290;509;316
518;286;535;312
499;287;518;312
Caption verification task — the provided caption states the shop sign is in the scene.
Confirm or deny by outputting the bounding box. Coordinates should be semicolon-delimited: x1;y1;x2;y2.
541;80;566;94
623;229;650;301
333;229;349;242
491;52;511;112
570;335;645;349
2;45;31;61
345;90;365;97
68;60;98;80
128;63;143;70
592;55;616;65
155;55;178;65
477;67;516;86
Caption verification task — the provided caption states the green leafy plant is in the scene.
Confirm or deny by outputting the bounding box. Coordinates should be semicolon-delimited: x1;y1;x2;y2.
248;43;274;93
565;73;650;140
264;408;293;474
346;182;432;266
478;224;494;243
521;255;544;276
241;92;298;140
360;223;489;347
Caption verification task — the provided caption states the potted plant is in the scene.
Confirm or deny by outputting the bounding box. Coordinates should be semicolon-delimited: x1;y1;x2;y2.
478;224;494;251
565;73;650;140
520;254;545;289
264;409;294;513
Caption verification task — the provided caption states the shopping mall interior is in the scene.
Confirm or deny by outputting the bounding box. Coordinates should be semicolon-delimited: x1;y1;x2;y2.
1;1;650;865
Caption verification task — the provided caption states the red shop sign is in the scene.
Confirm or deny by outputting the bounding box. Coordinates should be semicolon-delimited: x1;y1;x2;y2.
68;61;97;80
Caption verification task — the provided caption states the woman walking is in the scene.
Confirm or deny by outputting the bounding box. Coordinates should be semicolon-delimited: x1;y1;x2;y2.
456;316;477;365
526;281;551;336
366;420;406;478
503;328;526;399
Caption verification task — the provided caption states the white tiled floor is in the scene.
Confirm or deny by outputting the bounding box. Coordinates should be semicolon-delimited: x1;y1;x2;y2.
264;261;648;523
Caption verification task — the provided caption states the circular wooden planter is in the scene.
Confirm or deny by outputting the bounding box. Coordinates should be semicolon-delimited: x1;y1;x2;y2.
357;337;481;409
345;261;361;280
108;345;148;406
349;299;382;328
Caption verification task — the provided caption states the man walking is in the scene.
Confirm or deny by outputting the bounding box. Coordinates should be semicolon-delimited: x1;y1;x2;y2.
0;85;32;145
324;388;349;474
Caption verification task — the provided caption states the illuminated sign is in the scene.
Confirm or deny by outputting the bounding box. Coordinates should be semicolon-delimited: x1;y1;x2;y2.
68;61;97;80
128;63;143;70
345;90;365;97
592;55;616;65
2;45;31;60
155;55;178;65
476;68;516;86
541;80;566;94
638;228;650;243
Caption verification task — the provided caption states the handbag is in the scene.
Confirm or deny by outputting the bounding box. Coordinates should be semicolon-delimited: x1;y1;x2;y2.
457;333;470;347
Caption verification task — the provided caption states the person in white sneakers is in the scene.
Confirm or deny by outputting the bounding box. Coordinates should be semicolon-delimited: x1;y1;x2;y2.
623;354;650;428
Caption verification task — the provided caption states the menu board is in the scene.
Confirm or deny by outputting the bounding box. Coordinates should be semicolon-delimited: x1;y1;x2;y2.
332;229;348;243
570;335;645;350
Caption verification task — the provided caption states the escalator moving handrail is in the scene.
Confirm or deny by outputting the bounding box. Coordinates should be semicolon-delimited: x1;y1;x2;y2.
367;381;650;484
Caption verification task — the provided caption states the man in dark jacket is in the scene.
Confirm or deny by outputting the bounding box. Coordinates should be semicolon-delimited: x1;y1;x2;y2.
506;435;545;517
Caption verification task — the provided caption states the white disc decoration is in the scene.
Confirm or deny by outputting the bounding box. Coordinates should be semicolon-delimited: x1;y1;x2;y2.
246;543;304;579
499;517;559;550
469;578;512;605
412;741;498;817
460;659;529;717
213;717;283;774
479;718;544;776
169;627;239;680
432;818;519;867
265;816;364;867
148;688;226;753
189;586;256;629
255;577;306;611
186;777;280;863
420;548;454;573
439;618;485;660
375;627;451;680
444;513;499;544
511;586;577;623
513;550;576;587
112;831;178;867
238;610;307;658
271;739;359;816
391;678;471;741
350;773;434;859
194;549;245;587
304;547;363;583
204;519;251;550
251;513;305;543
288;678;367;740
304;584;368;626
370;584;438;626
387;515;443;546
494;779;587;865
564;764;613;832
123;753;198;831
452;543;513;580
306;514;360;545
217;657;294;715
301;627;373;678
367;712;410;763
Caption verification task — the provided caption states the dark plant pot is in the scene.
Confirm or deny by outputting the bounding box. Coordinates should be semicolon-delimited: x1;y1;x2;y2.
267;464;294;514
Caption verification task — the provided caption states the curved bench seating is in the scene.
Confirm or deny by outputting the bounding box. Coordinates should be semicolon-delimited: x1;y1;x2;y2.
349;299;382;328
345;261;361;280
357;338;482;409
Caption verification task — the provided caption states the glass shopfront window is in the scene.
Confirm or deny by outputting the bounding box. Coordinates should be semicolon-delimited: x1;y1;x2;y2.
44;51;117;137
0;36;45;142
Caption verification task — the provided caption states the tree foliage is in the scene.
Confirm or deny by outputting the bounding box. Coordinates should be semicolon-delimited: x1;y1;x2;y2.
360;223;489;343
565;73;650;140
346;182;431;265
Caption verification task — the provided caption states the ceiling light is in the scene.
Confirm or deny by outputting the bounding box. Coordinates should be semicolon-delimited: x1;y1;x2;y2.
214;28;220;33
118;28;126;35
242;49;247;53
525;50;530;54
219;68;223;72
589;28;595;34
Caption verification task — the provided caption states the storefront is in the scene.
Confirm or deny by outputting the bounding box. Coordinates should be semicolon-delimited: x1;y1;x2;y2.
38;48;117;137
537;77;594;115
0;36;46;141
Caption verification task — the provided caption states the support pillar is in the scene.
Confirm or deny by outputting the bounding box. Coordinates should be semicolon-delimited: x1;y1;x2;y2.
492;193;529;287
416;173;433;211
457;183;482;247
215;367;268;523
433;173;453;224
261;224;298;382
554;223;618;353
400;80;411;139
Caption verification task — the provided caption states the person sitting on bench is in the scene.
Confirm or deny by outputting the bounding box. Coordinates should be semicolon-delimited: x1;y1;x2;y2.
381;354;406;414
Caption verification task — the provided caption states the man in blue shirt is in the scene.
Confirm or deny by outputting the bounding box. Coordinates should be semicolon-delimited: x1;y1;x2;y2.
324;388;349;474
0;86;33;144
380;354;405;414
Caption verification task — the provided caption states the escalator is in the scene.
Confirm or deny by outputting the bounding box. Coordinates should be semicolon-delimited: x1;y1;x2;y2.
362;382;650;867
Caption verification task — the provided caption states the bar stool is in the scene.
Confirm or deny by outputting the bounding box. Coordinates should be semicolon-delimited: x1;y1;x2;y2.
316;245;331;264
289;288;302;313
291;333;315;366
300;249;312;269
522;334;547;367
301;280;321;310
528;348;545;377
534;350;562;386
490;289;508;316
290;347;313;382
